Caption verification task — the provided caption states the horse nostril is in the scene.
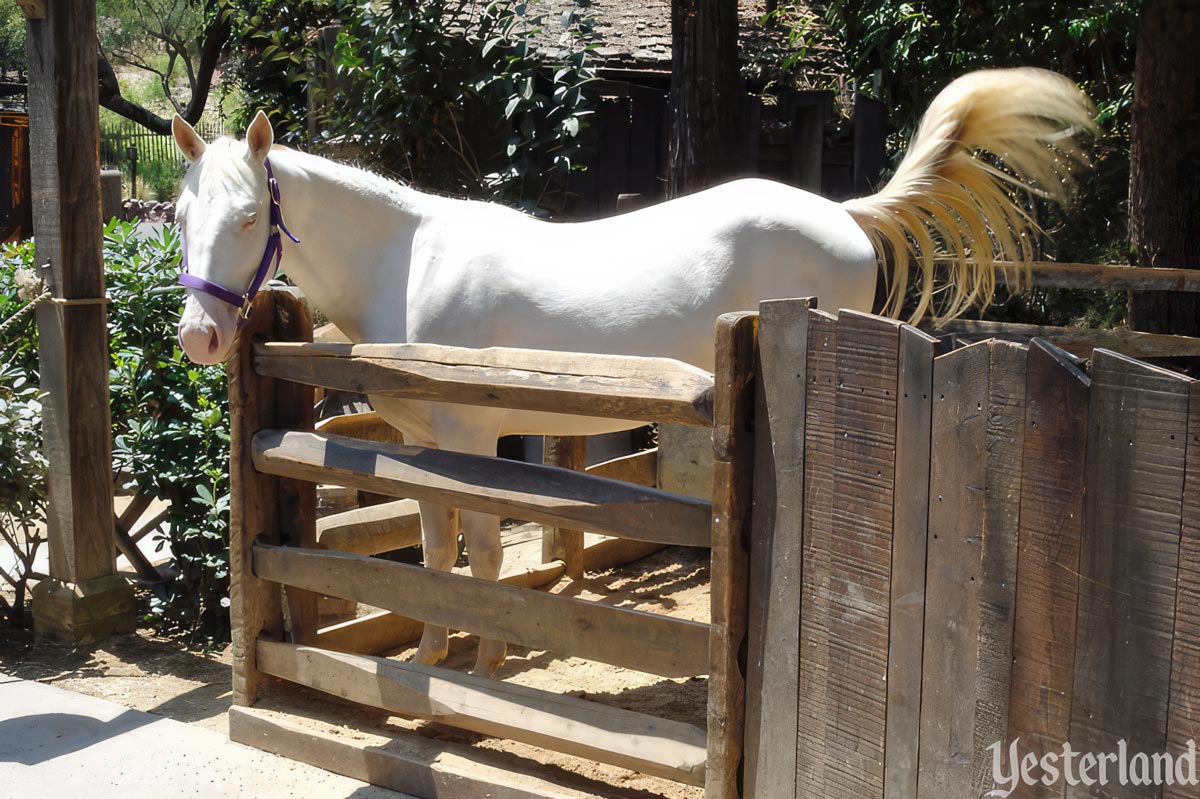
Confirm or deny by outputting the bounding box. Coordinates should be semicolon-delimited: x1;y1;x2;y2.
207;327;221;354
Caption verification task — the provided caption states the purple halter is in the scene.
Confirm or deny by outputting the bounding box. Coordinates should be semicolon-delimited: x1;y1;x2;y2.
178;157;300;328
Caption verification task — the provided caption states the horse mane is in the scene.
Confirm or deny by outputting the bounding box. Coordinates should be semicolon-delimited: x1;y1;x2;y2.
843;68;1097;324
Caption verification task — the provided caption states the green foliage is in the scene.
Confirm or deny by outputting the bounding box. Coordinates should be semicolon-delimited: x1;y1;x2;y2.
0;223;232;640
224;0;596;214
822;0;1139;324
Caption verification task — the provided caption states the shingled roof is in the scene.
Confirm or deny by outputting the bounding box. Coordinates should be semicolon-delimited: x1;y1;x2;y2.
530;0;843;81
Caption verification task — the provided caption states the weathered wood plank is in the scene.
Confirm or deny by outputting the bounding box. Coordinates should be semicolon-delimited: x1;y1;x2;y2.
228;292;284;705
796;309;838;799
313;558;566;656
883;324;936;799
273;297;319;646
253;430;712;547
543;436;587;578
1166;381;1200;799
932;319;1200;360
918;342;989;798
257;640;707;785
1067;350;1190;799
254;543;708;677
254;341;715;427
586;448;657;486
706;312;758;799
316;498;422;556
744;297;812;799
229;699;610;799
1007;340;1089;798
971;341;1027;797
823;310;902;799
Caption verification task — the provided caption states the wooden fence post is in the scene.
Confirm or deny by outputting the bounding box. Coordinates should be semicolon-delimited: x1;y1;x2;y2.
707;311;758;799
26;0;134;644
543;435;587;579
229;290;315;706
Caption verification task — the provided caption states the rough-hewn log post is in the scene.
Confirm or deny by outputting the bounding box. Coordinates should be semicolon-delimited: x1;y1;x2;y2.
1127;1;1200;343
27;0;134;643
668;0;742;198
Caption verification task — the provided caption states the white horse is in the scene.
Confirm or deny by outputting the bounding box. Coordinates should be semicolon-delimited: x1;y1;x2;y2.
173;68;1093;675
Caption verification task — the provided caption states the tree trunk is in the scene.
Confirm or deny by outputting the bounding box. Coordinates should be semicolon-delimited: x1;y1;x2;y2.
667;0;742;198
1127;0;1200;336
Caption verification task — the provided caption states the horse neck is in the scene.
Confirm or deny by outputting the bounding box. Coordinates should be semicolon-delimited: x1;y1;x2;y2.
265;149;424;341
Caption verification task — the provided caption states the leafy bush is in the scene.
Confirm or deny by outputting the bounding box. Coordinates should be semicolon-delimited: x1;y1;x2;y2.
225;0;596;214
0;221;233;641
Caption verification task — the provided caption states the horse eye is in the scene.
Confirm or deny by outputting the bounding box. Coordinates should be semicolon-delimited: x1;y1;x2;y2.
242;213;258;229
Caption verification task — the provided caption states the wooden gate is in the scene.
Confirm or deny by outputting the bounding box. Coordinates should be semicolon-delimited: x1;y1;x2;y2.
225;290;755;799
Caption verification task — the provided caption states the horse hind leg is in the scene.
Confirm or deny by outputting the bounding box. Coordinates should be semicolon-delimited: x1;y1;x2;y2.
461;508;506;676
412;499;458;666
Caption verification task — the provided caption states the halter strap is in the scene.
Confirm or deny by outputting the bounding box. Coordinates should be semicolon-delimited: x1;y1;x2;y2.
177;157;300;328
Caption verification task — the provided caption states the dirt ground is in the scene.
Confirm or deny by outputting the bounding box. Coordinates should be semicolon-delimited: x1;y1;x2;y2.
0;544;709;798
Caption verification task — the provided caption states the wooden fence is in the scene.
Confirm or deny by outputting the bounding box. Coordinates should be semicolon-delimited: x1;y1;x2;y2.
225;290;750;798
743;299;1200;799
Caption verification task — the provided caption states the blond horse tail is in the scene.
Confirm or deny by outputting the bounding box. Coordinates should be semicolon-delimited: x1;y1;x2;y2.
842;68;1097;324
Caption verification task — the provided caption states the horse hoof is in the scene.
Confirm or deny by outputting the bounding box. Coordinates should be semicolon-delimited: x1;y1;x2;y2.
411;647;447;667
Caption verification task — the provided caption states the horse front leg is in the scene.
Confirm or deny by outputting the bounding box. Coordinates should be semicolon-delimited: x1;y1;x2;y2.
412;499;458;666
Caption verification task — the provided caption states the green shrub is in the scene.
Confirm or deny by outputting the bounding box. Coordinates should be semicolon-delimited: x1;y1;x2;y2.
0;221;233;641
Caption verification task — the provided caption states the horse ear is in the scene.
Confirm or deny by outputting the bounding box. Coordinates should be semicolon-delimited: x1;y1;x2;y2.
246;110;274;163
172;114;206;162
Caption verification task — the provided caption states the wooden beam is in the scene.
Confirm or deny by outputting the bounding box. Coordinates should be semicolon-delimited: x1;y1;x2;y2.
253;341;715;427
26;0;132;643
254;543;709;677
743;297;811;799
313;557;566;656
706;311;758;799
585;448;657;486
932;319;1200;359
542;436;586;579
229;697;621;799
257;641;707;785
253;430;712;548
1008;260;1200;292
316;499;422;556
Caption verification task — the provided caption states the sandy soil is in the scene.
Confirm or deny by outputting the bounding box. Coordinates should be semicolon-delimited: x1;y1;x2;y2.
0;544;709;798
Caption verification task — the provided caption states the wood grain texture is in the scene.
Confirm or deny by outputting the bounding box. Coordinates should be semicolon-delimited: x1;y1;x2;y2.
918;342;989;798
228;292;285;706
743;297;811;799
585;448;658;486
823;310;903;799
253;429;712;547
229;699;610;799
971;341;1027;797
313;559;565;656
27;4;116;586
273;297;319;645
543;436;587;578
1007;340;1089;798
257;640;707;785
316;499;422;556
1067;349;1190;799
795;309;838;799
254;543;708;677
883;324;936;799
932;318;1200;359
706;312;758;799
254;341;715;427
1166;381;1200;799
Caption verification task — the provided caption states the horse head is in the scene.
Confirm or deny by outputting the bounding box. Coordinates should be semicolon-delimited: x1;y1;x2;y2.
172;111;283;365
